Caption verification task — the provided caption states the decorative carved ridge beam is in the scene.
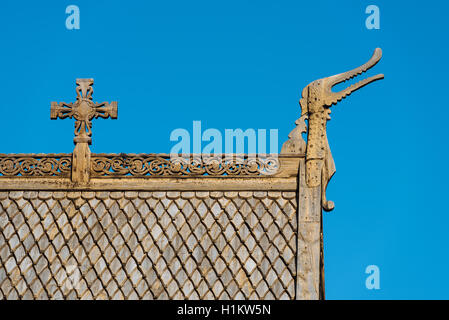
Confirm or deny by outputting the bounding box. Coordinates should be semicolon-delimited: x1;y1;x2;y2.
282;48;384;211
0;154;290;178
91;154;281;177
0;154;72;177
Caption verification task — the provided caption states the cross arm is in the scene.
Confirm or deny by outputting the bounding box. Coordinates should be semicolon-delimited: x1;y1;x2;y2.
94;101;118;119
50;102;74;120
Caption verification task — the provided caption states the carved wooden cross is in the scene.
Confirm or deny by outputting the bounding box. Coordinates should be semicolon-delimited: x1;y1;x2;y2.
50;78;117;145
50;79;117;184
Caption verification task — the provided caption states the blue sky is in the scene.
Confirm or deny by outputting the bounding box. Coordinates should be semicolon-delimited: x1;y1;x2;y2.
1;0;448;299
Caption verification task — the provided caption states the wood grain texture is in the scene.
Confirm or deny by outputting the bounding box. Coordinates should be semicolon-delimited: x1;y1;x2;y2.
296;158;322;300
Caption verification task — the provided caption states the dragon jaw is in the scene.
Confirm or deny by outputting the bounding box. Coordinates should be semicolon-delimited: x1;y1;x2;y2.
300;48;384;115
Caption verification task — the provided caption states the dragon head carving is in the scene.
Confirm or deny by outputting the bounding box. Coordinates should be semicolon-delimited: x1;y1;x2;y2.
300;48;384;210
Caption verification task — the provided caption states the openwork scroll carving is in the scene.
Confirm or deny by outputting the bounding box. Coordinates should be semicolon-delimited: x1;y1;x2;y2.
91;154;280;177
0;154;71;177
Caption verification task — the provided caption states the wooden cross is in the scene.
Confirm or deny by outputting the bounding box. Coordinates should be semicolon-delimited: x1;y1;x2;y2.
50;78;117;145
50;79;117;183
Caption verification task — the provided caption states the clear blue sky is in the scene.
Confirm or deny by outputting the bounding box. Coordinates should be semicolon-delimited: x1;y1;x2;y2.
0;0;448;299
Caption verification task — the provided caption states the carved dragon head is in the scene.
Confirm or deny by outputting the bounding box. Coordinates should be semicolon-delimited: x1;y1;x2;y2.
299;48;384;210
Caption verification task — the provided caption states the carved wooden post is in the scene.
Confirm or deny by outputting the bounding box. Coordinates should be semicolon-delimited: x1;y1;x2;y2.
50;79;117;184
282;48;384;299
72;142;91;184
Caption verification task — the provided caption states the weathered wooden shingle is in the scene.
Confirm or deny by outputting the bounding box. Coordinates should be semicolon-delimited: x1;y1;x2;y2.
0;191;296;300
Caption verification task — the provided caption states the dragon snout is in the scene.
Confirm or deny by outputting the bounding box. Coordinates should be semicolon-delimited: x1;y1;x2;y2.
323;48;384;106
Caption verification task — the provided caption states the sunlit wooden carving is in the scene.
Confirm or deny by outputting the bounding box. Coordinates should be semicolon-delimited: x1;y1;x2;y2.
50;79;117;145
91;154;279;177
50;79;117;183
0;154;71;177
283;48;384;211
